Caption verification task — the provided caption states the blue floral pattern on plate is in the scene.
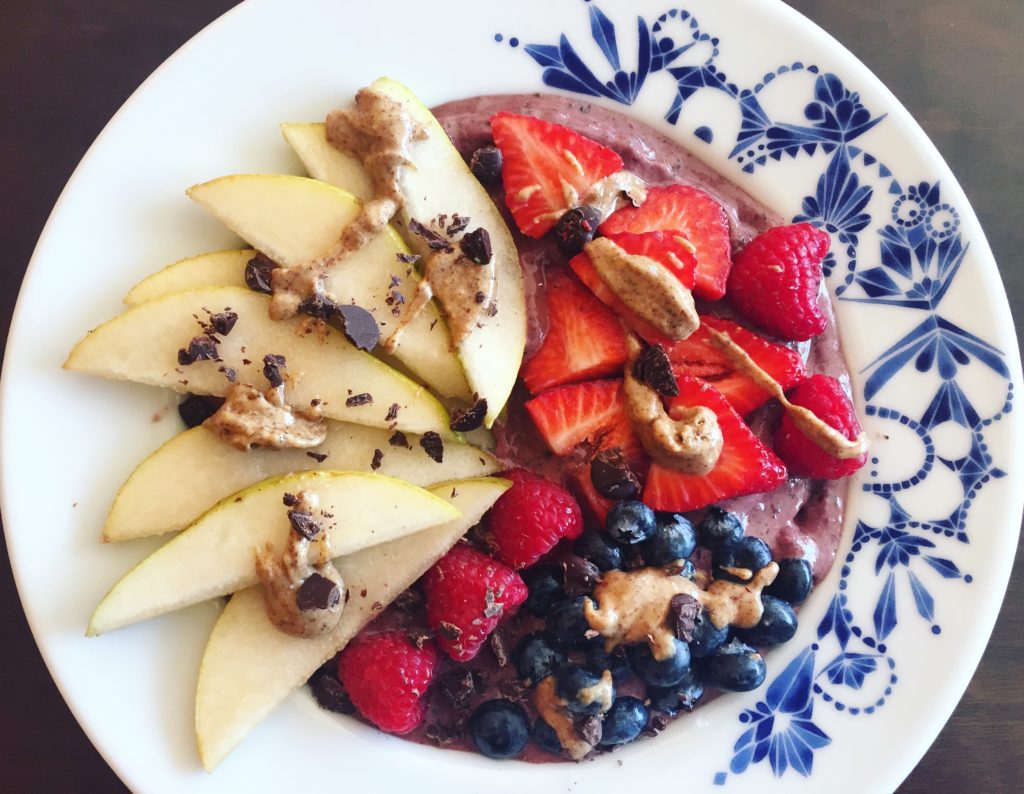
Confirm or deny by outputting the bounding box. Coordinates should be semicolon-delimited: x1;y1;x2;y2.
497;2;1011;784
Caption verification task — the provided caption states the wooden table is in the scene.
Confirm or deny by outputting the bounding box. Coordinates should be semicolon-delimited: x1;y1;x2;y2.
1;1;1020;790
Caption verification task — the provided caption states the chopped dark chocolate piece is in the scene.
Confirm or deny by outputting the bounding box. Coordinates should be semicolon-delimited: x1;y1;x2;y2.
449;397;488;432
385;402;400;421
420;431;444;463
396;252;421;265
554;205;602;258
306;451;329;463
408;218;450;250
178;334;218;366
218;365;237;382
446;213;471;236
459;227;492;265
282;492;299;507
177;394;224;428
389;430;410;448
469;145;503;186
310;673;355;714
474;291;486;304
489;630;509;667
393;587;424;615
244;252;277;294
438;621;463;642
669;593;701;642
288;510;322;540
209;310;238;336
562;555;601;596
337;304;380;351
633;343;679;397
438;669;475;709
296;572;340;611
262;353;286;387
298;293;340;320
345;392;373;407
579;715;603;747
590;448;641;500
370;448;384;471
406;629;432;650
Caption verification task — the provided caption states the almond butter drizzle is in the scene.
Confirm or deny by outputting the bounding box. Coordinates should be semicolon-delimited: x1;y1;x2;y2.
203;382;327;451
533;674;609;761
703;325;869;460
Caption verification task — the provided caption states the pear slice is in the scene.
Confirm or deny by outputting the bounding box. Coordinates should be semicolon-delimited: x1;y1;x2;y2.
292;79;527;426
124;249;252;305
280;123;373;201
104;422;498;542
187;175;470;401
64;287;452;435
195;476;509;770
87;471;460;635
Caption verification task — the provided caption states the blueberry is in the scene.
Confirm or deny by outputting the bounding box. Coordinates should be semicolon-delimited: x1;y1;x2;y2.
765;558;813;605
469;145;503;186
689;608;730;658
553;205;602;258
523;564;564;617
713;536;773;582
556;666;615;715
606;501;657;545
545;596;595;650
627;638;691;687
735;595;798;647
700;639;767;692
698;506;744;550
574;530;623;571
641;512;698;565
468;699;530;759
647;668;705;715
599;697;649;746
532;718;563;755
585;639;633;681
514;632;566;686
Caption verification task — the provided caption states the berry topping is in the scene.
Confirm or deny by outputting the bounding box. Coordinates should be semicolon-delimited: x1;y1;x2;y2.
514;632;567;686
698;639;767;692
641;513;698;565
773;374;868;479
574;530;624;572
734;595;799;647
469;144;503;186
422;545;527;662
556;666;614;715
605;500;657;545
554;205;603;257
490;112;623;238
486;469;583;569
643;376;788;512
468;699;531;759
600;184;732;300
545;596;596;650
521;270;627;394
627;638;692;687
584;640;633;681
765;558;814;605
532;718;564;754
698;506;745;550
687;609;730;659
726;222;831;341
336;630;439;734
664;314;807;417
523;564;565;617
713;536;773;582
648;668;705;715
599;697;649;746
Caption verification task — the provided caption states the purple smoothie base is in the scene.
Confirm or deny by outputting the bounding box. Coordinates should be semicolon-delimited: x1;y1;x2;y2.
316;94;854;762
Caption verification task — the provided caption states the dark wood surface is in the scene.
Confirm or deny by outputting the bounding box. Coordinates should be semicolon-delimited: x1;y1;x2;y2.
1;1;1020;790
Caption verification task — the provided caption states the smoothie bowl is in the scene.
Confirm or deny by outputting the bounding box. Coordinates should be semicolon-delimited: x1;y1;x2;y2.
3;1;1020;792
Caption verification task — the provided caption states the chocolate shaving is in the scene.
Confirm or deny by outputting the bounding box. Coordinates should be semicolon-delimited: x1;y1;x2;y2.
389;430;410;448
459;227;492;265
424;723;458;747
438;669;475;709
385;402;400;421
282;492;299;507
288;510;322;540
447;214;471;236
643;713;670;737
396;252;421;265
337;304;380;351
438;621;463;642
578;715;603;747
262;354;286;387
177;394;224;428
408;218;450;250
669;593;701;642
298;294;340;320
370;448;384;471
218;365;237;383
449;397;488;432
590;448;641;500
562;555;601;596
345;392;373;407
296;573;340;611
633;343;679;397
420;431;444;463
393;587;424;615
483;587;503;619
489;630;509;667
244;252;277;294
310;674;355;714
178;334;219;365
406;629;432;651
306;451;329;463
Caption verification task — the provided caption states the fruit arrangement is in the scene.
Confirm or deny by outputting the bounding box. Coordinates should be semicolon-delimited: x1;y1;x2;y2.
66;79;867;770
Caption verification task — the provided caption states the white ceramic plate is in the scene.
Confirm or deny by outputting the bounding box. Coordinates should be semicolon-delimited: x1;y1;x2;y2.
2;1;1021;791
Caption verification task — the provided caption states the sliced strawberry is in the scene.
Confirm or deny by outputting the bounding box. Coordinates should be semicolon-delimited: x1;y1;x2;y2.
568;250;670;344
603;230;697;289
525;379;638;457
490;112;623;239
665;315;807;416
644;375;787;512
601;184;732;300
522;270;627;394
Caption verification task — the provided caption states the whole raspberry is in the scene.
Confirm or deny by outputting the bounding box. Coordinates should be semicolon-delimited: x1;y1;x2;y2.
423;544;528;662
726;223;831;341
487;469;584;569
773;374;867;479
336;630;438;734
